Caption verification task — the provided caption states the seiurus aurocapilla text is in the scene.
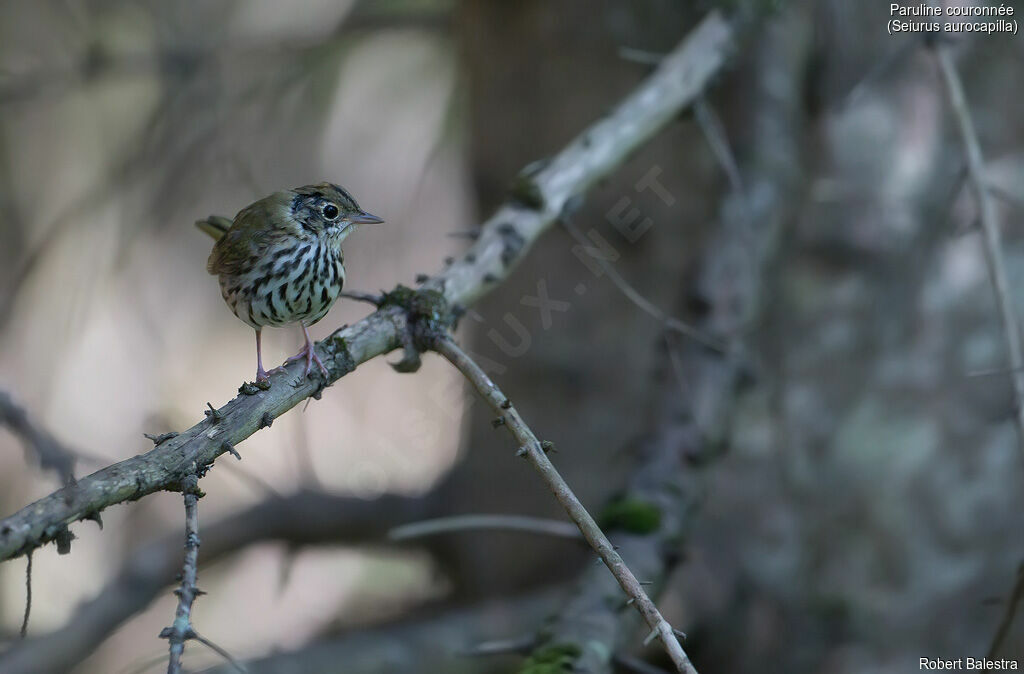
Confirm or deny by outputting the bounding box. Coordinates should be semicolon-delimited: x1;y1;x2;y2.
197;182;383;385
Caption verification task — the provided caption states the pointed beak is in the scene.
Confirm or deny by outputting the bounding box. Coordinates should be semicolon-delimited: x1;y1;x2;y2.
350;211;384;225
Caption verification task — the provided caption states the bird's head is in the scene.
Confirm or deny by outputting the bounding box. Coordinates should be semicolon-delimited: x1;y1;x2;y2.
288;182;383;241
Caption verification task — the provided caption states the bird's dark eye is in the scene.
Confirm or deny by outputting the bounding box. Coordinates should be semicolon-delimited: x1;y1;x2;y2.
322;203;340;220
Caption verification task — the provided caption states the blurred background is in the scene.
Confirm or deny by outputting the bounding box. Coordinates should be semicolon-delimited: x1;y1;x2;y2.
1;1;1023;672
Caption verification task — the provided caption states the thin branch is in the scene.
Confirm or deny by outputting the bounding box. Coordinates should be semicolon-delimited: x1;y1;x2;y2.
0;9;733;566
988;562;1024;658
618;47;664;66
19;552;31;639
338;290;385;306
0;390;78;485
934;44;1024;463
192;632;247;674
432;336;696;674
160;475;202;674
693;96;744;197
840;35;922;109
560;217;723;353
388;514;584;542
461;634;536;657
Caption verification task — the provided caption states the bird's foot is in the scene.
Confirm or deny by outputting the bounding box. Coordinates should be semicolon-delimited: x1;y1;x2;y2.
278;343;330;381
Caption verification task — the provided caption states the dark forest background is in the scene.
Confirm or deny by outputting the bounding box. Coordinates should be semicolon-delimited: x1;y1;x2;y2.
1;1;1023;672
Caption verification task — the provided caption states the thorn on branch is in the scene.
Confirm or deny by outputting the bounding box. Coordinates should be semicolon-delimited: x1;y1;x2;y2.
644;628;659;646
204;403;222;422
84;511;103;530
541;440;556;453
259;412;274;429
221;442;241;460
144;431;178;445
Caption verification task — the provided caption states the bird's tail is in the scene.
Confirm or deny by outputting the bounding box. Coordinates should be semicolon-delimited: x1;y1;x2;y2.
195;215;232;241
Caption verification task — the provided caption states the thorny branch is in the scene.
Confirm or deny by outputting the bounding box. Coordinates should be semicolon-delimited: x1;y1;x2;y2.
160;474;203;674
0;9;733;565
432;336;697;674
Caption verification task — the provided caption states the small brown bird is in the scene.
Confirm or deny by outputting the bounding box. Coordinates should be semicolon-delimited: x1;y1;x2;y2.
197;182;383;384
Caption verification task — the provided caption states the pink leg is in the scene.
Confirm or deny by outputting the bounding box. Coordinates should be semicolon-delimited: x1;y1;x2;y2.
255;329;270;384
274;325;329;380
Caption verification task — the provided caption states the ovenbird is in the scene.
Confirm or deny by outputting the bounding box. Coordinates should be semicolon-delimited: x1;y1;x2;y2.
197;182;383;384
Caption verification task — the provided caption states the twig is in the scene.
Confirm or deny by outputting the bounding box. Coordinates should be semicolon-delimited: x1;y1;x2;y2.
693;96;744;197
618;47;664;66
0;10;733;565
561;218;723;353
0;390;78;485
161;474;202;674
988;562;1024;658
339;290;385;306
461;634;536;657
388;514;583;542
19;552;31;638
432;336;696;674
841;35;922;109
935;44;1024;465
192;631;248;673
